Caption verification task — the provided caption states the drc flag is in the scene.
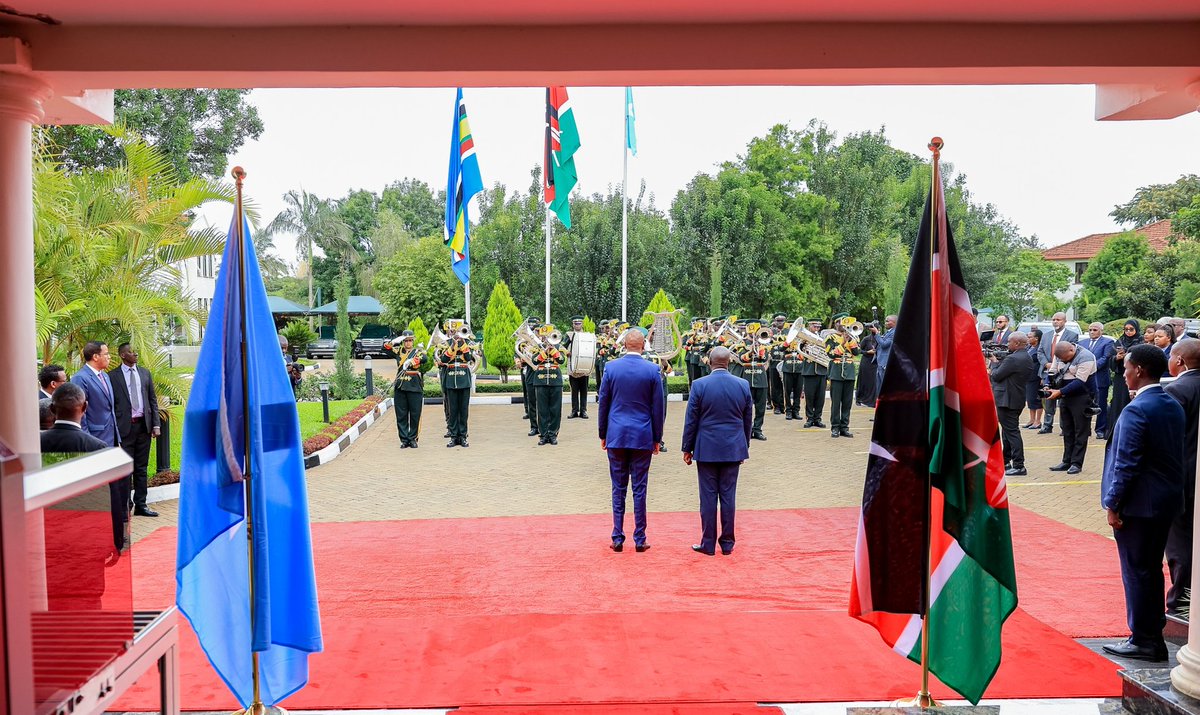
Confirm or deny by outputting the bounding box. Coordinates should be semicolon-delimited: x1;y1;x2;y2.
445;88;483;285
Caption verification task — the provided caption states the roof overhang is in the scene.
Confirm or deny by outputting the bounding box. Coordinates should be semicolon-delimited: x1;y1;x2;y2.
3;1;1199;125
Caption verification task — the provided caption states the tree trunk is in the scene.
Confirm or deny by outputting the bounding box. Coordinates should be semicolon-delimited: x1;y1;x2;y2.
500;367;509;384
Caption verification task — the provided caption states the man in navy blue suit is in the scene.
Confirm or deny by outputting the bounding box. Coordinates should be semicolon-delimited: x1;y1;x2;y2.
1083;322;1117;439
597;329;665;552
70;341;120;449
681;346;753;556
1101;344;1186;662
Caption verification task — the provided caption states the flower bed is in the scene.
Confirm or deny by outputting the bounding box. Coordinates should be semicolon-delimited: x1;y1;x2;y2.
302;394;384;455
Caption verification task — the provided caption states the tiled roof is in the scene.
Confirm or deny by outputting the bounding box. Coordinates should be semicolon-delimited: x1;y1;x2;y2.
1042;219;1177;261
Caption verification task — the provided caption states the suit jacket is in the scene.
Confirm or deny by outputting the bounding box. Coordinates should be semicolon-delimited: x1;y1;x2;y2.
1101;385;1185;518
597;353;665;450
40;423;109;453
109;363;160;441
991;328;1014;346
1166;370;1200;508
681;369;753;462
990;349;1034;410
38;388;52;401
1037;327;1079;378
876;329;895;373
1080;335;1116;387
70;367;120;447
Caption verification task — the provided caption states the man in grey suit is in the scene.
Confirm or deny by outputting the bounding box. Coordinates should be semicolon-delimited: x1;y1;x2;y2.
990;332;1034;476
110;343;161;517
874;314;898;395
1038;312;1079;434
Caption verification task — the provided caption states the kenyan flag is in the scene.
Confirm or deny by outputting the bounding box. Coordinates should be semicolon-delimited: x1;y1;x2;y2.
544;86;580;228
849;145;1018;705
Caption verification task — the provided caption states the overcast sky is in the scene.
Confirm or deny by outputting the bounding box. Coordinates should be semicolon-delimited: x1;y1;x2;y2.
198;84;1200;262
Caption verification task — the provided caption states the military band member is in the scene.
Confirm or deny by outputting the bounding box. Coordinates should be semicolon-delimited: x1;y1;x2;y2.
391;331;425;448
801;318;829;428
768;313;787;414
437;328;477;448
684;317;705;386
774;331;805;420
737;338;771;440
564;315;590;419
595;320;614;388
825;313;861;438
520;318;541;436
531;327;566;445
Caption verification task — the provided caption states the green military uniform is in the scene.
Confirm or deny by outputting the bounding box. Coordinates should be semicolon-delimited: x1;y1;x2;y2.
438;337;476;447
825;317;861;438
738;343;771;439
800;322;828;428
683;319;704;385
767;314;787;414
531;343;565;445
518;319;541;436
563;317;590;419
391;337;426;448
773;338;806;420
595;322;614;390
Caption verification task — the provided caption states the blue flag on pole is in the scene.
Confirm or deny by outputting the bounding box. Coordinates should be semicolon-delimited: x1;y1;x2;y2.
445;88;483;285
625;86;637;157
176;211;323;708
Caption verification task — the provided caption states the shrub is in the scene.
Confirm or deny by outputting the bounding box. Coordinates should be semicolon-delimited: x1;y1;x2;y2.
281;319;317;356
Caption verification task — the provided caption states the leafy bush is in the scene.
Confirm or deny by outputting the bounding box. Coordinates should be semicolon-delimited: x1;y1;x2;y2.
281;319;317;356
297;372;366;401
482;280;521;381
333;277;356;399
302;395;384;455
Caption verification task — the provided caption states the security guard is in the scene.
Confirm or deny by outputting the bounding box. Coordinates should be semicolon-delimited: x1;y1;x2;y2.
738;335;771;440
437;327;477;448
531;326;566;445
800;318;828;428
825;313;861;438
768;313;787;414
391;331;426;448
563;315;590;419
773;328;806;420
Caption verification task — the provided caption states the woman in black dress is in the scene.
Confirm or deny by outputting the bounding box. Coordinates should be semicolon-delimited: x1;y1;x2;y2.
1107;319;1142;440
856;322;880;406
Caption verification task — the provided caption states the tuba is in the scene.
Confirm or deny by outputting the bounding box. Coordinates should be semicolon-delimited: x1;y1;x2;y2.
785;316;831;368
513;320;543;369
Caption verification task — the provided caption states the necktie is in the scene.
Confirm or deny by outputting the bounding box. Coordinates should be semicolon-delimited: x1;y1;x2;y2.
98;370;109;397
128;367;142;414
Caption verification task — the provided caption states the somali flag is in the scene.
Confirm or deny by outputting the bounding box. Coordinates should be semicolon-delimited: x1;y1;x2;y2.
176;210;322;708
445;87;483;285
625;86;637;157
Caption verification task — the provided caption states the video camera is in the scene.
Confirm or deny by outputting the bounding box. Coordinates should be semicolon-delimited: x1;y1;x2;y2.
982;345;1011;361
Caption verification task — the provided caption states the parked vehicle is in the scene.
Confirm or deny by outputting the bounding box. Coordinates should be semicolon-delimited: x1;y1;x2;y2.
306;325;338;359
353;324;392;359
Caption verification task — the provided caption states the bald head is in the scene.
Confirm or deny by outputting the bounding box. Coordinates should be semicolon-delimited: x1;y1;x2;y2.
623;329;645;353
1173;339;1200;369
1053;341;1076;361
708;346;732;370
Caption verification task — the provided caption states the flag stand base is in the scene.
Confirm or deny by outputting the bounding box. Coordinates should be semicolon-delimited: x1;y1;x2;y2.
233;705;288;715
892;691;941;708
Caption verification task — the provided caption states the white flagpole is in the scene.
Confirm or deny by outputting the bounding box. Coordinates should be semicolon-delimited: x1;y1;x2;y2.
465;281;471;326
621;112;629;324
545;209;552;324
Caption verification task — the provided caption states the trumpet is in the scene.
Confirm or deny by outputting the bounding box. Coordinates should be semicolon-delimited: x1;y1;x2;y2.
841;317;864;339
398;342;426;372
545;328;563;347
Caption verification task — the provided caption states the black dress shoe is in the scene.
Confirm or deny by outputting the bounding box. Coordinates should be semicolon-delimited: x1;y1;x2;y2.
815;421;827;429
411;443;419;449
1005;467;1027;476
1095;431;1105;440
1048;462;1070;471
460;439;470;448
658;442;668;452
839;429;854;438
567;412;579;419
537;437;548;445
1066;465;1081;475
721;548;734;556
691;544;715;556
785;414;794;420
549;437;558;445
134;506;159;517
635;543;651;552
1036;427;1053;434
773;408;783;415
400;443;410;449
752;432;767;441
522;413;529;420
444;431;452;438
529;428;539;436
830;431;840;438
580;412;589;419
447;440;458;448
1102;639;1167;662
610;542;623;553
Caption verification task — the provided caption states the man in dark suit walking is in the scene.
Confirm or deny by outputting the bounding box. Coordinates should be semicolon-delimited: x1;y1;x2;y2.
682;346;753;556
990;332;1034;476
1101;344;1186;662
1165;339;1200;614
597;329;665;552
110;343;161;517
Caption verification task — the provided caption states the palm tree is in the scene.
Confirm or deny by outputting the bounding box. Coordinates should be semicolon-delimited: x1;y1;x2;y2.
34;126;235;404
261;189;354;315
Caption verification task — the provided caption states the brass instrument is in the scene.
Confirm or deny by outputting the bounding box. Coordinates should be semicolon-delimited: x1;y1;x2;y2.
513;320;544;369
643;308;685;360
545;328;563;347
429;325;449;349
780;316;831;368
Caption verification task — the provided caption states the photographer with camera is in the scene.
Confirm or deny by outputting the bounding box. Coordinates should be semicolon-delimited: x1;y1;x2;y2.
990;332;1034;476
1045;340;1097;475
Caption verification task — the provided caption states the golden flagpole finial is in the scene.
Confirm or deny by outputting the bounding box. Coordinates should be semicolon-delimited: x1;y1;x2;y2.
928;137;943;159
232;165;247;190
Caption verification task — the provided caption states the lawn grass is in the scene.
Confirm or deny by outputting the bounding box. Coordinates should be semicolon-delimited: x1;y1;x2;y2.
149;399;366;473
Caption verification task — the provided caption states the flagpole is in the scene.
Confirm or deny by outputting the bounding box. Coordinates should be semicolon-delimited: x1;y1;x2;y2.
465;281;471;327
621;100;629;324
545;209;552;324
230;167;279;715
917;138;944;710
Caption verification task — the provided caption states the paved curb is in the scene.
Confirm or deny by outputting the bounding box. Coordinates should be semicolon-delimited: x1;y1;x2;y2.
424;394;688;406
304;398;393;469
146;482;179;505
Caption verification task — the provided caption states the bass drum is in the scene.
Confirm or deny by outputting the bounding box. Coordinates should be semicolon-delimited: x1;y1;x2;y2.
568;332;597;378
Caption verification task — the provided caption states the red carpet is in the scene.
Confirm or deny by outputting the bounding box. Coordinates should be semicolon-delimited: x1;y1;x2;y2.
454;705;784;714
116;507;1124;711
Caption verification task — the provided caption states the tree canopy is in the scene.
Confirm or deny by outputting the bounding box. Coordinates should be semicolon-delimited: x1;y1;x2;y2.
1111;174;1200;227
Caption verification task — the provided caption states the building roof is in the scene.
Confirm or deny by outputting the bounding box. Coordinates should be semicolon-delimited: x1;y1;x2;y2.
310;296;383;315
266;296;308;315
1041;219;1178;261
